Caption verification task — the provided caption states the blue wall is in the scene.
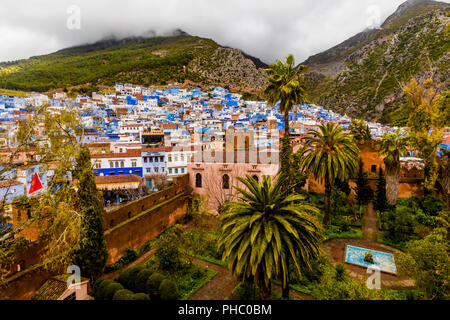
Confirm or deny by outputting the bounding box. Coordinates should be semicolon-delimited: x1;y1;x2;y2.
94;167;143;177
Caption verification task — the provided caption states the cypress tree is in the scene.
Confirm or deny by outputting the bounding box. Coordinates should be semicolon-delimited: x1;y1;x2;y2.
74;146;108;279
374;167;389;212
355;158;374;215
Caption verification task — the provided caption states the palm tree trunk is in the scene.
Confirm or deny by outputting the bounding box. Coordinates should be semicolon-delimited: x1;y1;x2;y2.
385;164;400;206
260;280;272;300
282;257;290;300
324;182;331;226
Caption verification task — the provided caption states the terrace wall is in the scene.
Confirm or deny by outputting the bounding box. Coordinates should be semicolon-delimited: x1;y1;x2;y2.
104;174;190;265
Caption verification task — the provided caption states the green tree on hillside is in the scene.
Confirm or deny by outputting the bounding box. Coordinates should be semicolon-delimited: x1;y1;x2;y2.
74;146;108;279
403;79;447;194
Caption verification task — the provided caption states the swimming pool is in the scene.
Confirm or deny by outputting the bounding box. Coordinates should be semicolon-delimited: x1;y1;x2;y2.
344;245;397;274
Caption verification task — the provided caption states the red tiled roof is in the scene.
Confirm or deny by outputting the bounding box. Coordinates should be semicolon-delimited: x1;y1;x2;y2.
142;146;172;152
0;180;23;188
94;174;142;185
91;149;141;159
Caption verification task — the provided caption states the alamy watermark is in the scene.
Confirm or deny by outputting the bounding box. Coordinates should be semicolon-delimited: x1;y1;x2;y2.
67;5;81;30
66;265;81;289
366;265;381;290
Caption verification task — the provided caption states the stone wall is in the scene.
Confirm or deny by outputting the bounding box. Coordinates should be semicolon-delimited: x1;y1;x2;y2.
104;174;190;265
103;174;189;229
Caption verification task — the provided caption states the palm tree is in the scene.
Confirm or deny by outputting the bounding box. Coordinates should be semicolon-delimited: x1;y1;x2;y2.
377;130;409;206
300;123;359;226
264;55;308;183
217;175;322;300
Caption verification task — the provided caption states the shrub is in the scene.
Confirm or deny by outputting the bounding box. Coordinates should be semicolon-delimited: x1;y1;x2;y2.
117;265;144;291
146;273;166;297
133;293;151;300
104;282;124;300
382;206;417;244
159;279;178;300
155;233;181;271
92;278;106;298
334;263;346;282
235;280;259;300
134;269;153;293
95;279;114;300
112;289;134;300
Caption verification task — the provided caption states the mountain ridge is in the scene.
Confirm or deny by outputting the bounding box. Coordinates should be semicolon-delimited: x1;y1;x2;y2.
0;31;267;93
302;0;449;123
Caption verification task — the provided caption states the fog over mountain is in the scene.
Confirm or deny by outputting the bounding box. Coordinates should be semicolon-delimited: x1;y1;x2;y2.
2;0;438;63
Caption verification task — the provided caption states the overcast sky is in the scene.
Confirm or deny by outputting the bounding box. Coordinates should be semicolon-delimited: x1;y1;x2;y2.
0;0;448;64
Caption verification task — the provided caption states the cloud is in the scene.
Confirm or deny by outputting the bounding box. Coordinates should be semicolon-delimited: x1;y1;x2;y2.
0;0;447;64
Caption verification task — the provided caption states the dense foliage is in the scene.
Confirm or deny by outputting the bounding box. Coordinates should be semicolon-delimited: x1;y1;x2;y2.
74;146;108;279
217;174;322;300
301;123;359;225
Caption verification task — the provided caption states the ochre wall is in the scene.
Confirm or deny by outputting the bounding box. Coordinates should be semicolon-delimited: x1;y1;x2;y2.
3;174;191;299
0;266;55;300
105;195;188;265
104;174;190;265
307;177;424;198
103;174;190;229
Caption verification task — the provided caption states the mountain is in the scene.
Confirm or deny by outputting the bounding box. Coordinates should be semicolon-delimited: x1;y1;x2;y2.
0;31;267;93
303;0;449;124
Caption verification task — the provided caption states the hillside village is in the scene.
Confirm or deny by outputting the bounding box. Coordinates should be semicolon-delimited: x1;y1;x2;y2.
0;77;448;301
0;0;448;305
1;83;447;212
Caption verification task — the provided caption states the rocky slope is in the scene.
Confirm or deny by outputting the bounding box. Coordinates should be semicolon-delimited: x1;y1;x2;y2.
303;0;449;124
0;31;267;93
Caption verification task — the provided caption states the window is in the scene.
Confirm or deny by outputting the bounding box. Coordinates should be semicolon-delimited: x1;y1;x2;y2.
154;157;158;163
121;161;124;168
168;156;172;162
160;156;164;162
110;162;114;168
195;173;202;188
371;165;377;173
149;157;153;163
174;156;178;162
95;163;101;169
162;167;165;172
222;174;230;189
155;167;159;173
181;168;185;173
181;155;184;162
144;157;148;163
115;161;119;168
175;168;178;174
132;161;137;167
169;168;173;174
146;168;151;173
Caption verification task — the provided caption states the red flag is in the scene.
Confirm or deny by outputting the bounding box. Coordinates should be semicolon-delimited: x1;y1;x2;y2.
28;172;43;194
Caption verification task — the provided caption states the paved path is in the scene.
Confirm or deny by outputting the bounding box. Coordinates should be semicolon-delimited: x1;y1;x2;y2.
189;259;238;300
189;258;314;300
363;202;378;241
